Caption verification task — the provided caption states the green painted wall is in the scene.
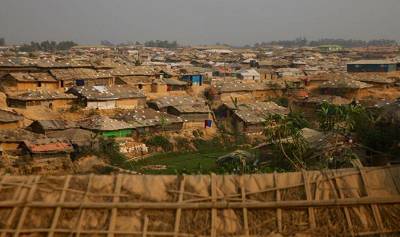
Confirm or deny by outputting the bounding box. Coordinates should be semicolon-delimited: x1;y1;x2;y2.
101;129;133;138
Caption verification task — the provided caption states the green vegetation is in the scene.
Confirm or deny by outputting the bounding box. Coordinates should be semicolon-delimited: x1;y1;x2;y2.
145;135;174;152
254;38;398;48
353;106;400;160
95;102;399;175
264;114;309;170
134;133;252;174
318;102;364;133
144;40;178;48
130;149;232;175
19;40;77;52
98;137;134;170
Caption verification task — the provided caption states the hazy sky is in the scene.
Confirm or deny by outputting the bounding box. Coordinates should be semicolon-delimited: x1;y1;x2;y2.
1;0;399;45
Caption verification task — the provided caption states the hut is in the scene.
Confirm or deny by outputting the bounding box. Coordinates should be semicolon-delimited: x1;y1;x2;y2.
147;96;207;112
148;96;210;127
50;68;114;88
151;79;169;94
167;103;210;126
319;79;373;99
212;81;286;102
67;85;146;110
236;68;261;81
6;90;77;110
110;65;158;93
162;78;188;91
0;129;46;152
27;120;78;135
46;128;97;151
113;108;184;136
0;72;59;92
19;138;74;160
0;109;24;129
80;115;135;138
115;76;153;93
292;95;351;120
216;101;289;134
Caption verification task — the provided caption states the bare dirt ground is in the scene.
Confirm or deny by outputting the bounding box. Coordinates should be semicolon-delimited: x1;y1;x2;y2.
364;87;400;100
0;92;7;108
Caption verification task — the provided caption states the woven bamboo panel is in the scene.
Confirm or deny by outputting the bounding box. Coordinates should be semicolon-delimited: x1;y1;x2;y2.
0;166;399;236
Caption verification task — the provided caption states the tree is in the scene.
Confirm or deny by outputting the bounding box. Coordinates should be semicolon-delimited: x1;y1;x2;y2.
144;40;179;48
0;38;5;46
18;40;77;52
317;102;364;134
100;40;114;47
254;38;398;48
264;114;309;170
56;41;77;50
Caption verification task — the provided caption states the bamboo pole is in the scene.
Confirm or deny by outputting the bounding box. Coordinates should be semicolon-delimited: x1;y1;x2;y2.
302;170;316;229
0;181;128;197
75;174;94;237
332;171;355;236
142;215;149;237
357;167;385;236
0;226;398;237
387;164;400;194
0;196;398;210
48;175;71;237
225;167;390;199
274;172;282;233
108;174;123;237
240;176;249;237
174;176;185;237
210;173;217;237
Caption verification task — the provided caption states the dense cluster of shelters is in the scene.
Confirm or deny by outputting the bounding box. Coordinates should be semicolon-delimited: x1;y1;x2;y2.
0;43;398;174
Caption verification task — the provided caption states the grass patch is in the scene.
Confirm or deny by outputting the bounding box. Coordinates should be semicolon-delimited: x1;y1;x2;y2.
131;149;236;175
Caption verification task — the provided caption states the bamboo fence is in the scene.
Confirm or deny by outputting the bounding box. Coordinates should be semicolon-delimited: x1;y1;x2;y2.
0;165;399;236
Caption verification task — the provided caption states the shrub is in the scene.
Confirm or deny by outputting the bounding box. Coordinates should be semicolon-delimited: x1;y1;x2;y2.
146;135;173;152
98;137;134;170
175;137;193;151
192;129;204;138
274;97;289;107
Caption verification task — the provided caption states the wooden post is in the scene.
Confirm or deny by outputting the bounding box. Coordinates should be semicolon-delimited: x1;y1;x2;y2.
358;167;385;236
240;176;249;237
173;176;185;237
210;173;217;237
274;172;282;233
142;215;149;237
48;175;72;237
332;171;355;236
302;170;316;229
387;164;400;194
108;174;123;237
